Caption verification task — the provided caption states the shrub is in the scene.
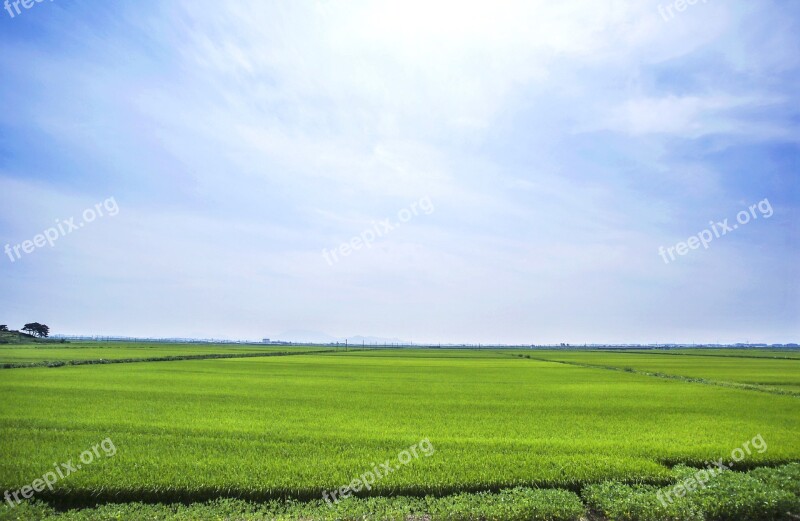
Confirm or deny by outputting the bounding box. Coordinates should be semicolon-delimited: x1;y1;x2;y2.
0;489;585;521
582;481;702;521
583;463;800;521
690;469;798;521
749;463;800;496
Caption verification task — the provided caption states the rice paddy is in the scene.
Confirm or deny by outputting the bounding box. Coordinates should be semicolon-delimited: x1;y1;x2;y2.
0;345;798;520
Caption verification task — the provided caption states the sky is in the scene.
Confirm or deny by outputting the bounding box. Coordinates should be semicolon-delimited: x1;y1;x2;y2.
1;0;798;344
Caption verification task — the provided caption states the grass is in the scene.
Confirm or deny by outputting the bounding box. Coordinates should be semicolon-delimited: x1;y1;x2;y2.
0;342;332;364
0;488;587;521
0;347;798;519
526;350;800;394
0;331;59;345
583;463;800;521
627;348;800;360
2;466;798;520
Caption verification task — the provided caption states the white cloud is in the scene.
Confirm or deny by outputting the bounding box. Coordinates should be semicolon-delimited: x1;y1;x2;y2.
1;0;797;342
593;94;775;137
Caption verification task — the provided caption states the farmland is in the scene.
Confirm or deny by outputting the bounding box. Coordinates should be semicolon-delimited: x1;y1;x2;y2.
0;345;798;520
526;350;800;394
628;349;800;360
0;342;332;367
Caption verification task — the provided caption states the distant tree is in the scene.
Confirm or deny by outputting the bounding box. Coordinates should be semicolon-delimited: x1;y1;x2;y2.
22;323;50;338
0;325;8;332
22;323;38;336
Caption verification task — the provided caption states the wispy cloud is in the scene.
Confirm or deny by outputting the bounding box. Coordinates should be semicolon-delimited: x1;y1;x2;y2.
1;0;797;343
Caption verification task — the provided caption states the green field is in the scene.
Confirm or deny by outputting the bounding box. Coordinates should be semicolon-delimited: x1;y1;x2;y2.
1;346;798;520
0;342;331;365
627;348;800;360
526;350;800;394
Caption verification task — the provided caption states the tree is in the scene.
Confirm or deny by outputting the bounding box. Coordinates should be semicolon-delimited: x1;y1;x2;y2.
22;323;50;338
0;325;8;332
37;324;50;338
22;323;37;336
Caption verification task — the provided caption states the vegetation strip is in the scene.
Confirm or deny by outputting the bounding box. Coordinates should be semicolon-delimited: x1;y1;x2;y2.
3;464;798;521
0;349;365;369
523;355;800;398
606;349;800;361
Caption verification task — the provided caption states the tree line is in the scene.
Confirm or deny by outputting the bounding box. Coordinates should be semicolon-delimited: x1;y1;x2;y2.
0;323;50;337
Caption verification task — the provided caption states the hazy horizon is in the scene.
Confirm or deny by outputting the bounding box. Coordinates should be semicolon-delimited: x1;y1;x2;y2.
35;330;800;346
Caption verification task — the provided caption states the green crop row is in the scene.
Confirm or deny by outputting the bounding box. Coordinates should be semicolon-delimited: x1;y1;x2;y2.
3;464;798;521
0;343;333;364
527;350;800;393
583;463;800;521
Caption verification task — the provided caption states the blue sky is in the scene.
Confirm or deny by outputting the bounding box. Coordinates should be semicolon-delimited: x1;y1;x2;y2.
1;0;798;343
